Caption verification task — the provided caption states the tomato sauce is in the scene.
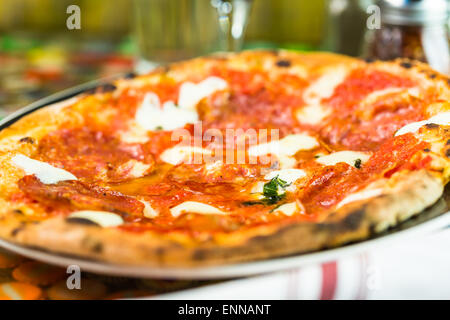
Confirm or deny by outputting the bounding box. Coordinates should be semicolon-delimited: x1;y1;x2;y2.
14;64;439;235
325;69;415;111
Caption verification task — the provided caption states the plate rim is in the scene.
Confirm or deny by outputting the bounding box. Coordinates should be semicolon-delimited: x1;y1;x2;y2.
0;75;449;279
0;209;448;279
0;75;124;130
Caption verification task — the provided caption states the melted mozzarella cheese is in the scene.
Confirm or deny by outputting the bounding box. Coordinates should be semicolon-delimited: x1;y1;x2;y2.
135;92;198;131
178;77;228;109
68;211;124;227
336;188;383;209
140;200;159;219
395;112;450;136
204;160;223;174
170;201;225;217
364;87;421;104
251;169;307;197
248;134;319;158
303;66;348;104
160;146;212;165
250;181;266;199
278;156;297;169
295;104;331;125
315;151;370;167
116;160;151;179
11;154;77;184
118;124;150;144
274;202;299;216
363;87;405;103
264;169;306;185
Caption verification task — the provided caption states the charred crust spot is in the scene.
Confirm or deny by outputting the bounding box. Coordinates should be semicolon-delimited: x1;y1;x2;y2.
86;83;117;94
66;217;100;227
156;247;165;256
368;222;378;236
155;247;165;263
192;249;207;261
316;208;365;233
276;59;291;68
19;137;35;144
123;72;136;79
11;227;24;237
400;61;413;69
81;236;103;254
423;148;431;152
91;243;103;254
341;209;365;230
429;73;437;79
425;123;439;129
12;209;24;215
364;57;375;63
446;149;450;158
446;139;450;145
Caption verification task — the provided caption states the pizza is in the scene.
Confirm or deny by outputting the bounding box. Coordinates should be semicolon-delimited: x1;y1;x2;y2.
0;50;449;267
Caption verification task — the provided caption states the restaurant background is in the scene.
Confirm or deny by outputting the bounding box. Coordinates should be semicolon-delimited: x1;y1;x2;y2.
0;0;375;115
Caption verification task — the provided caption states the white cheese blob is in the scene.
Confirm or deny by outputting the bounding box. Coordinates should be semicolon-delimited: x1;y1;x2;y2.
118;124;150;144
178;76;228;109
204;160;224;174
395;112;450;136
251;169;306;197
160;146;212;165
248;134;319;158
273;202;299;216
315;151;371;167
278;156;297;169
295;66;347;127
363;87;405;103
11;154;77;185
170;201;225;217
336;188;383;209
303;66;348;104
140;200;159;219
264;169;307;185
250;181;266;199
116;160;151;179
362;87;420;106
135;92;198;131
68;211;124;227
295;104;331;125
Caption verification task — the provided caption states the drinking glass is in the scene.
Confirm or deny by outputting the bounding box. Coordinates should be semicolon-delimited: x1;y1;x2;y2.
133;0;253;73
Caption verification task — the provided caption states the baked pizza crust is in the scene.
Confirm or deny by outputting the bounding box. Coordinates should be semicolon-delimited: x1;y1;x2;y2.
0;169;443;267
0;50;449;267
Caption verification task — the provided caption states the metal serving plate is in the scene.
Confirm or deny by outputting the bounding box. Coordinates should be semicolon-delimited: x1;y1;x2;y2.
0;78;449;280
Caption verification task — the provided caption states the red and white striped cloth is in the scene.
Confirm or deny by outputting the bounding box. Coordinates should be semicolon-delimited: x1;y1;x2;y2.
156;228;450;300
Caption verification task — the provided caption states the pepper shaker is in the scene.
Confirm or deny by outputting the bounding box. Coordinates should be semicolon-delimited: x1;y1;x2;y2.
362;0;450;75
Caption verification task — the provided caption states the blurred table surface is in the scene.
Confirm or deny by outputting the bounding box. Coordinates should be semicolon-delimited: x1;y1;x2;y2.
0;246;222;300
